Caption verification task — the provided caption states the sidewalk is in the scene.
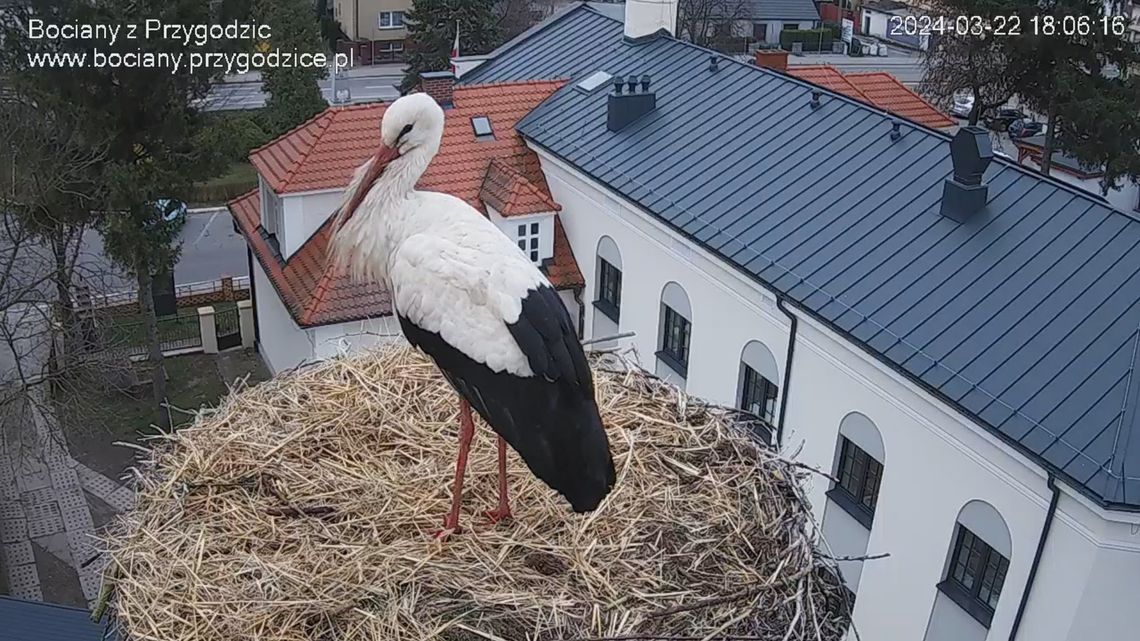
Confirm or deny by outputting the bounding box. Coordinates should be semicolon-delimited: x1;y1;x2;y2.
221;62;404;84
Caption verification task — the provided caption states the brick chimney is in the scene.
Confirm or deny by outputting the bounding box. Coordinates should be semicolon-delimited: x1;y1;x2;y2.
754;49;789;72
419;70;455;107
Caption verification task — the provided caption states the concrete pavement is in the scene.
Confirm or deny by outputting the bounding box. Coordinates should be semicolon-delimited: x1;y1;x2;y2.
0;389;131;607
75;206;248;294
202;63;403;111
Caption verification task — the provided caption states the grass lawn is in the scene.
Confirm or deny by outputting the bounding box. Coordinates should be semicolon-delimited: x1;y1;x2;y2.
189;161;258;206
59;350;269;478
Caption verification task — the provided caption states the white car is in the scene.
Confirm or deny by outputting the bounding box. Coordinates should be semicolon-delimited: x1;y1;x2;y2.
951;92;974;118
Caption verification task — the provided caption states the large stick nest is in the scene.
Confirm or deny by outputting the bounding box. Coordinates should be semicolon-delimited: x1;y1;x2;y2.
103;345;852;641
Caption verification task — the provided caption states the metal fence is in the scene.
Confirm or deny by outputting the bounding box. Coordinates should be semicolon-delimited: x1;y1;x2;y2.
92;312;203;359
74;276;250;312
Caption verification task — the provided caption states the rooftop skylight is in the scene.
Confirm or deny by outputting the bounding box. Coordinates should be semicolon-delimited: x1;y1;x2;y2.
471;116;493;138
576;71;613;94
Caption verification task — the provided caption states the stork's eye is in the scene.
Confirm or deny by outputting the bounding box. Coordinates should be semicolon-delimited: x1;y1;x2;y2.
398;123;414;141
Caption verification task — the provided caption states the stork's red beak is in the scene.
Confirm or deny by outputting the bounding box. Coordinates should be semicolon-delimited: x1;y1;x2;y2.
337;143;402;229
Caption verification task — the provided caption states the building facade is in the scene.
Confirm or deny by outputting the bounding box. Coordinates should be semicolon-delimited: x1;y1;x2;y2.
332;0;409;61
233;2;1140;639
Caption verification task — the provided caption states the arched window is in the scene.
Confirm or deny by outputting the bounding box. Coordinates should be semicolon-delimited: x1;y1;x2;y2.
656;282;692;381
822;412;885;592
738;340;780;426
594;236;623;323
931;501;1012;632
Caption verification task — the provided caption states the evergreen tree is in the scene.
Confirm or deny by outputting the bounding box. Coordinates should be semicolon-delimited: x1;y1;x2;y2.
3;0;245;428
400;0;498;93
255;0;329;135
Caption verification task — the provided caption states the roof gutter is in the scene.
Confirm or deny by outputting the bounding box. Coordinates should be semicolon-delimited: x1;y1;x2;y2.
1008;474;1060;641
775;296;798;447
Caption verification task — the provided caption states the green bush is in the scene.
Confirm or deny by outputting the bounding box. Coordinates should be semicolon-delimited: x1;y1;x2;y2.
189;162;259;205
779;28;833;52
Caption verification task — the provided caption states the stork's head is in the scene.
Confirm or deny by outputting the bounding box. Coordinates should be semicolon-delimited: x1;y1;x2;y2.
336;93;446;229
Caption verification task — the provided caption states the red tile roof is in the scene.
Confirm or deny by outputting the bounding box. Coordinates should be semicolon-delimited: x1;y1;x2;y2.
231;80;584;329
788;66;956;130
480;158;561;216
787;65;868;100
844;72;957;129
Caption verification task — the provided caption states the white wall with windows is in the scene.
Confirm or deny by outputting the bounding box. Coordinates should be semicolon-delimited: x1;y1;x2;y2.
487;207;555;265
656;281;692;388
532;144;1140;641
592;235;623;346
822;412;884;592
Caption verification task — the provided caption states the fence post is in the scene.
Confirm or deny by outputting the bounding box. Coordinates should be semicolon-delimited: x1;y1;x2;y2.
221;276;234;301
198;306;218;354
237;299;255;349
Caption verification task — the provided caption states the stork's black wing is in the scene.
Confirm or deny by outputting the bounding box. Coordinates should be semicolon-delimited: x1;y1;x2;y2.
397;284;615;512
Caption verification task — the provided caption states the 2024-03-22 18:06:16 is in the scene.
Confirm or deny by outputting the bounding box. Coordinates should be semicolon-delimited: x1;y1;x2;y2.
888;14;1132;37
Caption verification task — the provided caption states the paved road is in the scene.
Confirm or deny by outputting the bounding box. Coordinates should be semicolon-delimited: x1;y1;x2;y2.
75;207;248;293
202;65;403;111
785;47;928;88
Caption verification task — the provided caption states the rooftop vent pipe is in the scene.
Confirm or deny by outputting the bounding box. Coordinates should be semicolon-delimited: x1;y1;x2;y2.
940;126;993;223
810;90;821;110
608;73;657;132
890;120;901;140
709;54;719;72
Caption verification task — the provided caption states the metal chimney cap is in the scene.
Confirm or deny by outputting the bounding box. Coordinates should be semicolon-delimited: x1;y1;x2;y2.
627;75;639;92
950;125;993;186
890;120;901;140
613;76;624;94
640;74;651;91
709;54;719;71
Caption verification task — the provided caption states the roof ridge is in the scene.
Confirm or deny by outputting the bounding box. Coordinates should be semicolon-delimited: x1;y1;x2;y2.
277;111;341;191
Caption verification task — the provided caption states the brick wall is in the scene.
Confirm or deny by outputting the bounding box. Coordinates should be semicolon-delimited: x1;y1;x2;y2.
419;71;455;106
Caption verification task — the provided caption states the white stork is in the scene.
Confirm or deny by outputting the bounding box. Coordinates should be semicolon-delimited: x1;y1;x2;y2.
329;93;616;538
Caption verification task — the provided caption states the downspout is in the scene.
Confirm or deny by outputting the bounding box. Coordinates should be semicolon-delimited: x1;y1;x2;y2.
573;287;585;340
774;296;798;447
1008;475;1060;641
247;248;260;347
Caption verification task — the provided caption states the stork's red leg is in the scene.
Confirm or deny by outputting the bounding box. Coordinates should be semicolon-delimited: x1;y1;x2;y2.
435;397;476;539
484;436;513;524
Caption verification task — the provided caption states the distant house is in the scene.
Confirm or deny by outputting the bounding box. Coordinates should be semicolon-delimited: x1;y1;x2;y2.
331;0;410;63
785;63;956;130
859;0;931;50
1014;135;1140;214
745;0;820;44
0;597;112;641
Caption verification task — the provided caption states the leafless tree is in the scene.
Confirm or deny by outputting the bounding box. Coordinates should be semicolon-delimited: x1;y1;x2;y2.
677;0;751;49
921;30;1016;126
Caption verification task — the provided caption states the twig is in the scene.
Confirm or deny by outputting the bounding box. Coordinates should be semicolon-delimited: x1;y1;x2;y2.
264;505;336;518
818;552;890;562
581;331;637;346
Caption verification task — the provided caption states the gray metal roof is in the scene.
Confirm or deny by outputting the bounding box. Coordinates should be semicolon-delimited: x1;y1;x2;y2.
748;0;820;21
0;597;110;641
462;4;1140;510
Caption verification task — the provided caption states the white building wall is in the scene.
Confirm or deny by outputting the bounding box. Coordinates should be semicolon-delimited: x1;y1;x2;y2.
487;206;556;263
251;260;315;374
1019;156;1140;214
862;8;891;38
311;315;405;359
281;190;344;260
532;145;1140;641
537;151;790;412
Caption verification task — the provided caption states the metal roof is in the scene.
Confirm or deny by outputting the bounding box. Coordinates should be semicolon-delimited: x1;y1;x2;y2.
748;0;820;21
0;597;110;641
462;4;1140;510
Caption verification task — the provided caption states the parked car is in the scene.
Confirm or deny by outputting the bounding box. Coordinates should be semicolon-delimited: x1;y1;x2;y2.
1008;119;1044;138
951;91;974;118
154;198;187;223
983;107;1025;131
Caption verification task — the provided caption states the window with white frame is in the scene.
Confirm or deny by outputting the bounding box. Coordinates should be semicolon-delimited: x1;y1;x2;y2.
516;222;540;263
259;178;283;238
378;11;404;28
929;501;1013;633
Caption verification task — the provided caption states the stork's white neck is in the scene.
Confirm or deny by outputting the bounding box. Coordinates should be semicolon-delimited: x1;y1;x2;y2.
329;147;435;285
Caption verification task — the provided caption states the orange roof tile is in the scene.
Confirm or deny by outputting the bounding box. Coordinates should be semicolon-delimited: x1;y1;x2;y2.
788;67;956;130
787;65;868;101
232;80;584;329
844;72;957;129
480;158;561;216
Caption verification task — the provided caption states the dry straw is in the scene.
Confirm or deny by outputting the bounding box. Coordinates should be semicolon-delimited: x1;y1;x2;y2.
102;345;852;641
